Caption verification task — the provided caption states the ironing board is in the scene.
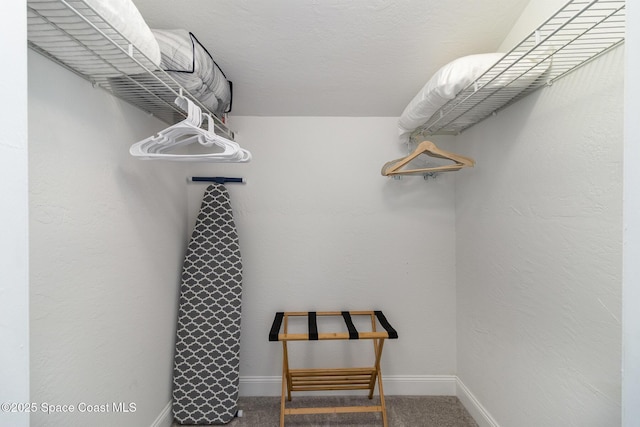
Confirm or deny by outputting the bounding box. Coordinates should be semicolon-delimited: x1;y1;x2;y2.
172;183;243;425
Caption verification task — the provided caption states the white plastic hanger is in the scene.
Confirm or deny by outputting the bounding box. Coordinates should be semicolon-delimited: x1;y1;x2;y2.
192;113;252;162
130;96;251;162
130;95;203;157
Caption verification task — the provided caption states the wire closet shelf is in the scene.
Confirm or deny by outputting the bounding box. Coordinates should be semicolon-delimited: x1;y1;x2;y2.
411;0;625;139
27;0;234;140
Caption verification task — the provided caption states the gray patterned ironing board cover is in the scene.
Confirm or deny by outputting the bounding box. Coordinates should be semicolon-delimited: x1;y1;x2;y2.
172;184;243;424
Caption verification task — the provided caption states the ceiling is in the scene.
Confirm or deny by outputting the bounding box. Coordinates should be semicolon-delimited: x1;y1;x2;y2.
132;0;530;117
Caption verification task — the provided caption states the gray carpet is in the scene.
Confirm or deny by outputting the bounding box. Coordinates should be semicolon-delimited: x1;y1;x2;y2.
171;395;478;426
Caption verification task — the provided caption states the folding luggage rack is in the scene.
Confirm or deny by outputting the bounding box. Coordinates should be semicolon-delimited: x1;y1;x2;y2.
269;310;398;427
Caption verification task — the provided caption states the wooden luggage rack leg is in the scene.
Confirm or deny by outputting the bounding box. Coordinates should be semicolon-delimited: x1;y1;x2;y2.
269;311;398;427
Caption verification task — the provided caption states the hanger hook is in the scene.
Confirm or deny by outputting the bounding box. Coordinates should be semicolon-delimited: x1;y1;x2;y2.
423;172;438;180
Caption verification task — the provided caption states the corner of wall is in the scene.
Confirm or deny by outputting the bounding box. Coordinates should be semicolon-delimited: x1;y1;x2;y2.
0;1;30;426
623;1;640;425
498;0;569;52
455;378;500;427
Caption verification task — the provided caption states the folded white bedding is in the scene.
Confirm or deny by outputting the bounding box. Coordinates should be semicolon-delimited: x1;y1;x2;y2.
85;0;161;66
398;53;504;142
152;29;232;115
28;0;161;75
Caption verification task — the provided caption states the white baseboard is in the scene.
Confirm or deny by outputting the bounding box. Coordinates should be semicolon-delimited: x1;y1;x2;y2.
239;374;457;396
150;401;173;427
384;375;457;395
239;376;281;396
456;378;500;427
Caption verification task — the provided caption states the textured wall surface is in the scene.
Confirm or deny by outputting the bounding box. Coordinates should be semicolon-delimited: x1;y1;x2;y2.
187;116;459;390
623;1;640;425
28;51;188;427
454;44;624;427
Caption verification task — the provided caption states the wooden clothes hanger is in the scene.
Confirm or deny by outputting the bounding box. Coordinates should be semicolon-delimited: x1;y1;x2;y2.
381;140;475;176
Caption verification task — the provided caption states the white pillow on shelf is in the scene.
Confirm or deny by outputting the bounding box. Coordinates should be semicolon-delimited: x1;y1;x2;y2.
398;52;505;141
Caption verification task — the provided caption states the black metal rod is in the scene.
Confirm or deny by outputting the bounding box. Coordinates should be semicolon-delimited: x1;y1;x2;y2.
190;177;245;184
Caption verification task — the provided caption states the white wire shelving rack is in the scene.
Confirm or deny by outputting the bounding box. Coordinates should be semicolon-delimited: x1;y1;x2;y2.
411;0;625;139
27;0;234;140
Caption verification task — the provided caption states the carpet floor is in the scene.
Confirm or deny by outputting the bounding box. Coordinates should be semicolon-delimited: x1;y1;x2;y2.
171;395;479;427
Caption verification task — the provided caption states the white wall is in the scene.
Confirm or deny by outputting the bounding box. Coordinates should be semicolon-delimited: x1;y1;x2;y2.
455;41;624;427
28;51;188;427
0;1;29;426
498;0;566;52
187;117;459;395
623;1;640;425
